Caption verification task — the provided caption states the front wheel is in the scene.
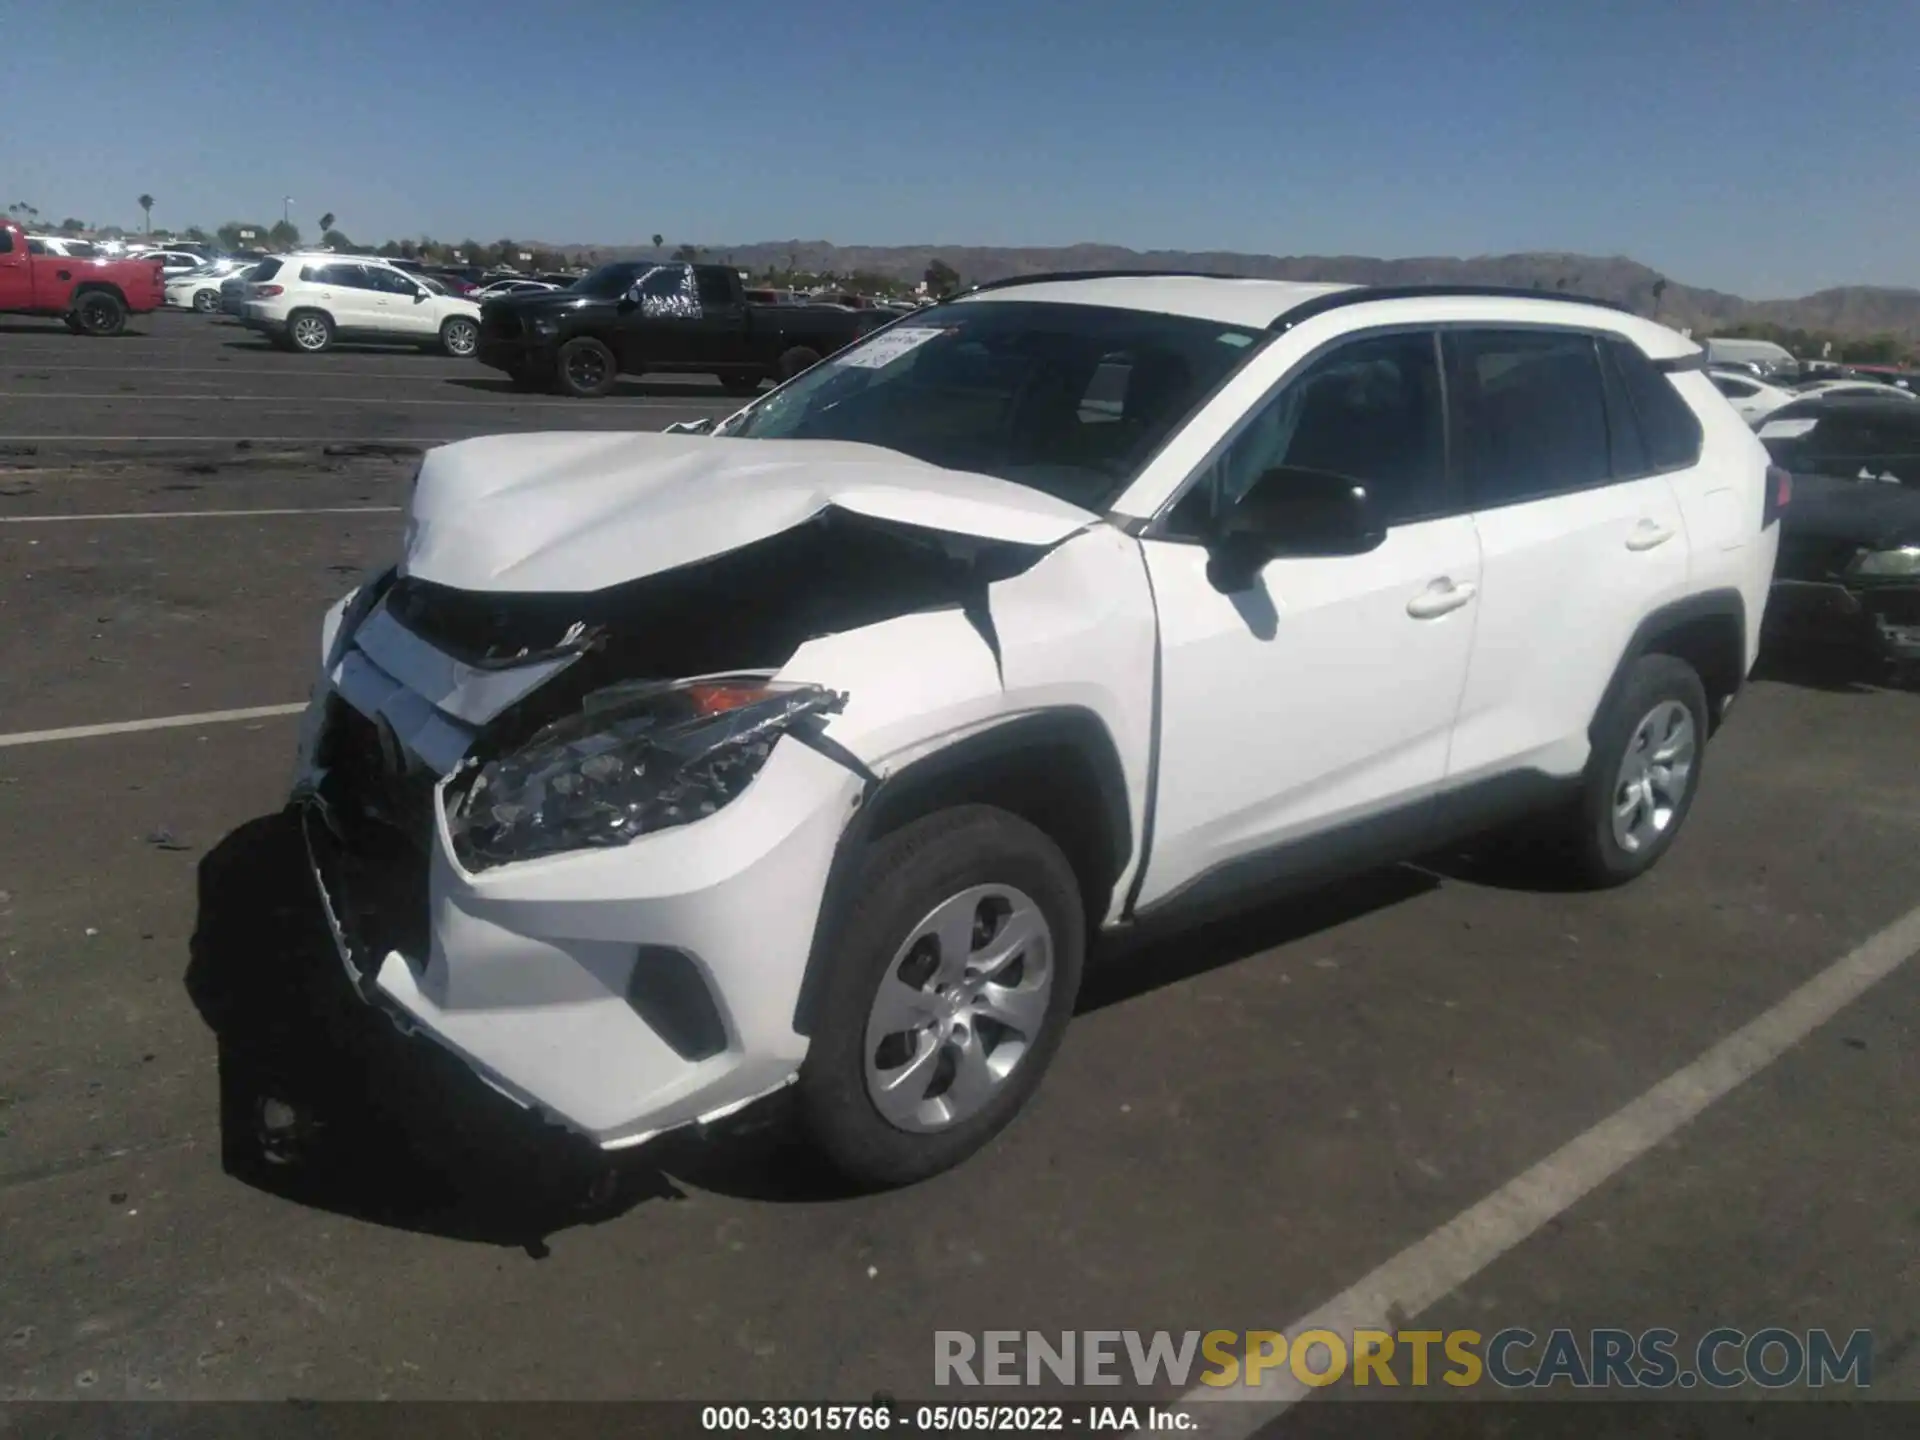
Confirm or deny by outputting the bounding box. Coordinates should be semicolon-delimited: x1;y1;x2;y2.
70;291;127;337
1558;654;1709;887
797;806;1085;1188
554;336;618;398
192;288;218;313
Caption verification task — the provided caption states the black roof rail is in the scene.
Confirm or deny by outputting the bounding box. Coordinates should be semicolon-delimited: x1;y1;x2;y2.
958;268;1259;295
1268;283;1636;332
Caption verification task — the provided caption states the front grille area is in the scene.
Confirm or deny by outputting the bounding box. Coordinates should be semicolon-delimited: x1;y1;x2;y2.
479;307;523;341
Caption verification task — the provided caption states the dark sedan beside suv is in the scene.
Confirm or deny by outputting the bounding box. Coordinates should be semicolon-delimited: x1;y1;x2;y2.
1757;395;1920;674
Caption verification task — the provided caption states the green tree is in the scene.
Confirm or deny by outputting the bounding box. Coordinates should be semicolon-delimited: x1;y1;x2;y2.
57;216;85;233
217;220;269;250
377;239;402;258
321;229;352;251
137;194;154;233
461;238;490;267
1650;277;1668;317
672;243;700;262
184;226;210;243
924;258;960;296
267;219;301;248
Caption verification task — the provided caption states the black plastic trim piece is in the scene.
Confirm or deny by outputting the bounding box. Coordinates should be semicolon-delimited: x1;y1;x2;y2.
1587;588;1748;742
959;269;1259;296
790;708;1135;1035
1269;284;1633;333
1124;769;1581;936
1654;351;1707;374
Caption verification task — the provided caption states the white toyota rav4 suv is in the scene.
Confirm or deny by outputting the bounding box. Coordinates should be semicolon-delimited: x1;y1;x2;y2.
242;253;483;356
293;273;1784;1187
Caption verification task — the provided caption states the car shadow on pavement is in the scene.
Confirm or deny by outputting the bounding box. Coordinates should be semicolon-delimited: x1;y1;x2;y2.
1751;637;1913;695
184;811;702;1252
1078;865;1439;1013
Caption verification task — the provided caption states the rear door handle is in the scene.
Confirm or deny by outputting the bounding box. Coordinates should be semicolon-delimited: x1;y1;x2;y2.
1626;519;1676;551
1406;578;1477;619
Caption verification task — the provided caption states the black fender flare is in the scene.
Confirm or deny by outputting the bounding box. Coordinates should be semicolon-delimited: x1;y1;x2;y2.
1587;587;1748;746
789;707;1133;1036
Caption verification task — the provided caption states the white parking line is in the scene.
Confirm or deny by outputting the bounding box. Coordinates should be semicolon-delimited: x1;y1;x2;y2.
1169;899;1920;1435
0;703;307;749
0;506;402;523
0;391;695;410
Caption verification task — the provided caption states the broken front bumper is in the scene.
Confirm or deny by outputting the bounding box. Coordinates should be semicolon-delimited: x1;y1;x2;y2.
1765;578;1920;663
298;698;862;1152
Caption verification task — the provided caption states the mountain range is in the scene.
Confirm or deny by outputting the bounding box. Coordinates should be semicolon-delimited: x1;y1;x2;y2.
549;240;1920;342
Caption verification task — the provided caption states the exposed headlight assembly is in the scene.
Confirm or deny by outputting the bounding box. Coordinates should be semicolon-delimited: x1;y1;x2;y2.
446;676;846;871
1851;545;1920;578
531;317;558;337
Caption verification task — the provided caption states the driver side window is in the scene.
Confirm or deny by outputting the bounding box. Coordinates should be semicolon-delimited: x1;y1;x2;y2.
1167;330;1448;537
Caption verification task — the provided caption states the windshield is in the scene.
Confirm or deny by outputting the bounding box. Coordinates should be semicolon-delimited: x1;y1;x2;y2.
570;262;653;298
716;299;1264;509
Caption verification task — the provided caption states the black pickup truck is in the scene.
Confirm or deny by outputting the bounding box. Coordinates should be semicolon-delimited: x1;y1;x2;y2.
475;261;890;398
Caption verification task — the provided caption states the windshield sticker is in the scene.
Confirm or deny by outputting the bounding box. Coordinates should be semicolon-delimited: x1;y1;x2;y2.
1218;333;1255;347
839;326;948;369
1756;417;1818;440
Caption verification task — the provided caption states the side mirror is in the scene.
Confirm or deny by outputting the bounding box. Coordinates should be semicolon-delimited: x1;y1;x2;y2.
663;417;714;436
413;289;428;303
1206;466;1387;591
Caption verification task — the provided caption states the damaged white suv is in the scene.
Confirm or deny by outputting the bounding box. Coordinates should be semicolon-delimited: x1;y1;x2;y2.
294;273;1783;1186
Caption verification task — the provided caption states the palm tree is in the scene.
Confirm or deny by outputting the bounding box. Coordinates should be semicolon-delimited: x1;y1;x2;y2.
137;194;154;235
652;233;664;251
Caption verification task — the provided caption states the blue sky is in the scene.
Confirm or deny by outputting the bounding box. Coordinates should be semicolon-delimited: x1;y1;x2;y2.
2;0;1913;298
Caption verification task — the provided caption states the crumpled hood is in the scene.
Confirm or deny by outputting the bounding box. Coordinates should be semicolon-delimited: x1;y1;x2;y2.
402;432;1100;592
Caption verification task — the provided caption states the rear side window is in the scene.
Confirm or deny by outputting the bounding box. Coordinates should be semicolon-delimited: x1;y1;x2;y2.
694;268;735;306
1447;330;1612;507
252;258;282;282
1606;338;1703;472
1711;375;1757;398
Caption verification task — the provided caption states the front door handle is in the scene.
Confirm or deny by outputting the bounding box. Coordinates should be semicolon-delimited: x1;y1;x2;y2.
1626;519;1676;551
1407;578;1477;619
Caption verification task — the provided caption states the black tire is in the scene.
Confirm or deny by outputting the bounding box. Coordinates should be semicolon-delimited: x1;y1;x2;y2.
191;288;218;313
554;337;617;398
718;373;763;396
63;314;85;334
440;315;479;358
1556;653;1710;888
777;346;823;380
797;805;1085;1188
70;290;127;337
286;310;334;354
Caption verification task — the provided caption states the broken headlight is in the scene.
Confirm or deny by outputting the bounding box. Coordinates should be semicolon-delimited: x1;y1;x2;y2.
446;676;845;872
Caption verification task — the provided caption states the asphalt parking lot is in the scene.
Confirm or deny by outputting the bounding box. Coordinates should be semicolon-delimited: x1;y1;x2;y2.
1;309;1916;1423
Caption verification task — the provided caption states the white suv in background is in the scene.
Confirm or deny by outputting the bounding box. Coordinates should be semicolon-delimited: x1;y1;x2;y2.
242;253;483;355
294;274;1783;1187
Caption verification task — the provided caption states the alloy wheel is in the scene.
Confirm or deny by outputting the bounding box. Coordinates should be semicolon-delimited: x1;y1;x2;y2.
1611;699;1696;854
291;316;329;351
863;884;1054;1133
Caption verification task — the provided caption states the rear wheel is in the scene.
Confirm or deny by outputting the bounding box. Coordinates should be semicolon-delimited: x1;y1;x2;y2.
1555;654;1709;887
287;310;334;354
70;290;127;337
439;315;479;358
797;806;1085;1188
554;336;617;398
777;346;822;381
191;288;218;313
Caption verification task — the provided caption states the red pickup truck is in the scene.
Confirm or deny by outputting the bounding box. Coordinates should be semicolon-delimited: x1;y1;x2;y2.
0;220;165;335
